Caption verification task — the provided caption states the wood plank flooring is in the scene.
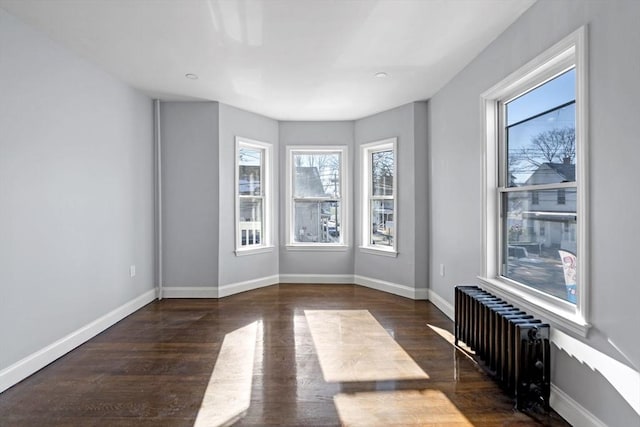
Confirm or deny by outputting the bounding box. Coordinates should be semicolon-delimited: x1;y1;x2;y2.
0;284;570;426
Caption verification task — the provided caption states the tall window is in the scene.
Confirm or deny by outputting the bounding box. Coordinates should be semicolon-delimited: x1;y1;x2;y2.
236;137;272;254
502;68;577;301
286;146;347;247
481;27;588;335
361;138;397;254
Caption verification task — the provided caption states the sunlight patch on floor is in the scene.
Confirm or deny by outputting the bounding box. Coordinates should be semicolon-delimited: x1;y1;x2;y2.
194;321;258;427
334;389;473;427
305;310;428;382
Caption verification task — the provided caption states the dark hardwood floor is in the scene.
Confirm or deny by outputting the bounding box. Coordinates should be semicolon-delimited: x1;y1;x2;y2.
0;284;570;426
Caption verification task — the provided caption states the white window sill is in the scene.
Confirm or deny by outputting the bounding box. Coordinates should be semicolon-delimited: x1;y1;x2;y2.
359;246;398;258
234;246;275;257
285;244;349;252
477;276;590;337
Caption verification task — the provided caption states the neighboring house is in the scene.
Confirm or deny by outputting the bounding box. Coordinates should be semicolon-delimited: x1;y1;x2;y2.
295;166;327;197
238;164;263;246
238;165;261;197
370;173;395;246
294;167;338;243
519;160;577;253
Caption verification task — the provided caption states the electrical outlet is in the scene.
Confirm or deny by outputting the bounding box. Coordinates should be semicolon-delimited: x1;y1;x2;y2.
440;264;445;277
130;265;136;278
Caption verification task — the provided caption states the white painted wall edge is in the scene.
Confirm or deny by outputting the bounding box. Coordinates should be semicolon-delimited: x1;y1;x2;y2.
276;274;429;300
163;275;429;301
162;286;219;298
427;289;454;319
218;275;279;298
354;275;427;300
0;288;156;394
550;384;607;427
279;274;353;284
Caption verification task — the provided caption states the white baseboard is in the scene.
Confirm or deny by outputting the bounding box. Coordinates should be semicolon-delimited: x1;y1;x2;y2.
277;274;428;301
161;286;218;298
354;275;420;300
0;288;156;394
427;289;454;320
218;275;279;298
279;274;353;284
551;384;607;427
415;287;429;300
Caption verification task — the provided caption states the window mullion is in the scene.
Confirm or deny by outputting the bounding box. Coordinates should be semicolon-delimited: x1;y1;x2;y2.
500;182;577;193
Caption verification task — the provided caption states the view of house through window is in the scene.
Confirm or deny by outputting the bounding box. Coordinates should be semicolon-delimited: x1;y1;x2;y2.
236;138;271;251
370;149;395;247
361;138;396;252
290;149;344;244
502;68;577;303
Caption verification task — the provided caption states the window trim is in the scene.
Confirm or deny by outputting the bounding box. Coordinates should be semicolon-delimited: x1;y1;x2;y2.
285;145;349;248
480;26;590;336
359;138;398;256
235;137;274;255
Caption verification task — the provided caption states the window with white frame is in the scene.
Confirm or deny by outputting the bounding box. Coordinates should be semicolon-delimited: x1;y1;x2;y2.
481;27;588;335
236;137;272;253
361;138;397;254
286;146;347;247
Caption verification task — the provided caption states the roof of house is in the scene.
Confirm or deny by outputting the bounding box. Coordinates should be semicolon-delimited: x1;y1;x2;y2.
524;162;576;185
295;167;327;197
547;162;576;181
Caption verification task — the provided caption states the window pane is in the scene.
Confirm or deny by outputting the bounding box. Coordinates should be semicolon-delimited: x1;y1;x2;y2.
502;189;577;303
372;150;394;196
506;68;575;126
293;200;340;243
293;153;340;198
370;200;394;247
506;70;575;187
239;147;262;195
239;198;263;246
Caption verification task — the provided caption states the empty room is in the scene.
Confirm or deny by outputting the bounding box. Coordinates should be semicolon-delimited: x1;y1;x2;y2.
0;0;638;426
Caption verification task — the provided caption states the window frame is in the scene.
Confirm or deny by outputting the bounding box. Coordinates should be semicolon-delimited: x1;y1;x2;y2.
480;26;590;336
360;138;398;257
285;145;349;249
235;137;274;256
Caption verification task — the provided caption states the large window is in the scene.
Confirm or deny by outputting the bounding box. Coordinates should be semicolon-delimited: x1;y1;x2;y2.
502;69;577;301
286;146;347;247
481;27;588;335
361;138;397;255
235;137;272;254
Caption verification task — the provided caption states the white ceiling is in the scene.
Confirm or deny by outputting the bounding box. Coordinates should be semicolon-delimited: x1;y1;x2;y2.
0;0;535;121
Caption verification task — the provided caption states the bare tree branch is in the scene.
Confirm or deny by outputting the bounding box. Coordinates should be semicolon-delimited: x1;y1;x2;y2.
519;127;575;167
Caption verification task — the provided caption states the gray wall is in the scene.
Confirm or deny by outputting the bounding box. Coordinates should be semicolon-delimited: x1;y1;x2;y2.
160;102;219;287
354;103;428;290
413;102;429;293
428;0;640;424
218;103;279;286
278;122;355;275
0;10;154;369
